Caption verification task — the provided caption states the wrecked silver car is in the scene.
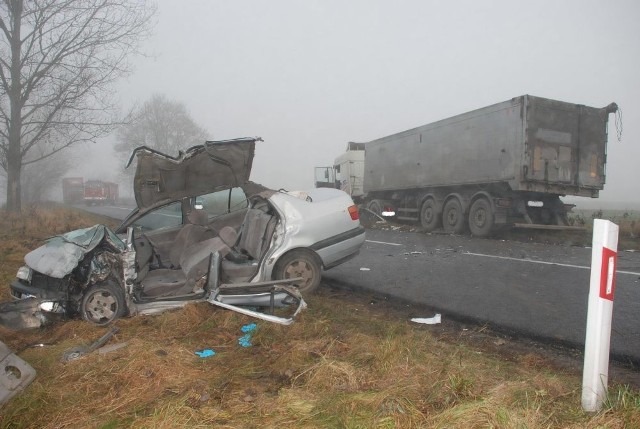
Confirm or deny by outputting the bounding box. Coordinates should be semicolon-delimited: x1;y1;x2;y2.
9;138;365;326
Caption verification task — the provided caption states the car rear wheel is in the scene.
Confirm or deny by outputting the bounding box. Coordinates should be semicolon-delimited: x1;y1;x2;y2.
81;281;126;325
273;250;322;294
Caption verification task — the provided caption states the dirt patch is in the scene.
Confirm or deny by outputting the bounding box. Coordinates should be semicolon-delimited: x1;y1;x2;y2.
360;213;640;251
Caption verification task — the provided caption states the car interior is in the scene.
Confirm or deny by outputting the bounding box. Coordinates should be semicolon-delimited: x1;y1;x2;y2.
131;196;279;301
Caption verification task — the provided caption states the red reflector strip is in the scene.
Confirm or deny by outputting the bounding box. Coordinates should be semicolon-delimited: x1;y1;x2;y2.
348;205;359;220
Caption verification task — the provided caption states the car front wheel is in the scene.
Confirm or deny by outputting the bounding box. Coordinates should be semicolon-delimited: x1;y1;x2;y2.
273;250;322;294
81;281;126;325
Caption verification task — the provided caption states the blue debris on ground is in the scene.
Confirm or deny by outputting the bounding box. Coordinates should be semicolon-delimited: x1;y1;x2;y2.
195;349;216;358
238;334;252;348
238;323;258;347
241;323;257;333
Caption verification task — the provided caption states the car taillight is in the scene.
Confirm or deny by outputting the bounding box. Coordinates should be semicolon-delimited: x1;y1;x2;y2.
348;205;359;220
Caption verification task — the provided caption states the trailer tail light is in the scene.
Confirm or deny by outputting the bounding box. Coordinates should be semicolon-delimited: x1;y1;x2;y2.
348;205;359;220
495;198;511;208
382;205;396;217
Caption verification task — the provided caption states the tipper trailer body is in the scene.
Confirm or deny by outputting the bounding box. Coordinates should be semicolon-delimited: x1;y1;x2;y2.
328;95;618;236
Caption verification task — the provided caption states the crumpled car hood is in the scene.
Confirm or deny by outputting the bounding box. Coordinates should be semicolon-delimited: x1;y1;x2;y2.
24;224;125;278
127;138;258;211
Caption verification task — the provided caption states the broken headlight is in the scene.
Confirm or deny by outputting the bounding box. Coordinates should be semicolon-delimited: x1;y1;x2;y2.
16;266;32;282
39;301;65;313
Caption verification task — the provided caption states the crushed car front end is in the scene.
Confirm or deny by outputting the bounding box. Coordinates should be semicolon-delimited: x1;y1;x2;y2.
8;225;128;325
10;268;70;315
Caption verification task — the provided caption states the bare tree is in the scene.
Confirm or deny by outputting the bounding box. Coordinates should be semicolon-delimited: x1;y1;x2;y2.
0;0;156;213
114;94;209;172
21;147;71;202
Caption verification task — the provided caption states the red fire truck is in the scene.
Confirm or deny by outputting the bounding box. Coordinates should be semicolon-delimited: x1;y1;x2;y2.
83;180;119;205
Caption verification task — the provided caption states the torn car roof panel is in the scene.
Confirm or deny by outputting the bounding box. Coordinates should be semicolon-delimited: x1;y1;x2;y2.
131;138;258;211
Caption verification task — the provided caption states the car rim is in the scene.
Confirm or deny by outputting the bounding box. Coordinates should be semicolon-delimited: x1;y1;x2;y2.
85;291;117;322
284;260;314;288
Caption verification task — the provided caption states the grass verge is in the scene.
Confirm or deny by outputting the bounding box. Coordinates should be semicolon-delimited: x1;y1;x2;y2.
0;205;638;428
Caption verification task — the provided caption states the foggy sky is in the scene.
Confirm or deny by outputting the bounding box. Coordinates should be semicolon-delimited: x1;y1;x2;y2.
77;0;638;208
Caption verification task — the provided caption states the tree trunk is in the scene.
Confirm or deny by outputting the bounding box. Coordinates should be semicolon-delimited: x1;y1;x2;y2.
6;0;23;213
6;153;22;212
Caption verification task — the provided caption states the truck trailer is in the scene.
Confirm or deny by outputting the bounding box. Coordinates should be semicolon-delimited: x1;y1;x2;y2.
323;95;619;237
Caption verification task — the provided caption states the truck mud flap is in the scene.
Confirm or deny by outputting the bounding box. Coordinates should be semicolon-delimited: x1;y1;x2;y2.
0;341;37;405
0;298;47;330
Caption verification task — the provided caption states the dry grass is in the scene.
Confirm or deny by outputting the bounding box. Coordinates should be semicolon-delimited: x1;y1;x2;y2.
1;205;639;428
569;209;640;250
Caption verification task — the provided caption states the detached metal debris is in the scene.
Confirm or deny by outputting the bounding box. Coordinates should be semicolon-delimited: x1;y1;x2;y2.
0;298;46;330
61;326;119;362
0;341;36;405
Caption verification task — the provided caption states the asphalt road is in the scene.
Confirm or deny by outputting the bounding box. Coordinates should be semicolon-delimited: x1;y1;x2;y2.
323;228;640;363
84;204;640;363
79;203;135;224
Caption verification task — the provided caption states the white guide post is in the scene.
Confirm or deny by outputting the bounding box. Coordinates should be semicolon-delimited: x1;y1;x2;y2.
582;219;619;412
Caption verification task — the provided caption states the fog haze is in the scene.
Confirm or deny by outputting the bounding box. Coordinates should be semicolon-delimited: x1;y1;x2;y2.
66;0;640;208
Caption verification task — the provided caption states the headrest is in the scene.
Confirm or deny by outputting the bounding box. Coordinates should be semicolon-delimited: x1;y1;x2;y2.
187;209;208;226
219;226;238;247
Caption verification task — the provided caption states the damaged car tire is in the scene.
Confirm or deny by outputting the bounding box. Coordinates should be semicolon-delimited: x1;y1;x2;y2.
81;281;126;325
273;250;322;294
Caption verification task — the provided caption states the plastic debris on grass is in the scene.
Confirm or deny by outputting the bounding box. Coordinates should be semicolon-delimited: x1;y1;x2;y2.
0;341;37;405
411;314;442;325
241;323;257;333
238;323;257;347
195;349;216;358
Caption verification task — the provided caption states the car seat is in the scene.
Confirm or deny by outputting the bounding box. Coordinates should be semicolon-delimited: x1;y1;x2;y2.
139;236;232;297
218;208;277;283
167;209;215;268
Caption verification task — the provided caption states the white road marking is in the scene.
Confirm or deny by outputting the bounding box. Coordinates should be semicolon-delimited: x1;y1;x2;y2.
112;206;181;219
465;252;640;277
365;239;402;246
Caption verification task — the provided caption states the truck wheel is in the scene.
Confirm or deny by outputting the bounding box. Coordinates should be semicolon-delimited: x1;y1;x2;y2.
81;281;126;325
273;249;322;294
367;200;382;216
468;198;494;237
442;199;466;234
420;199;440;232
